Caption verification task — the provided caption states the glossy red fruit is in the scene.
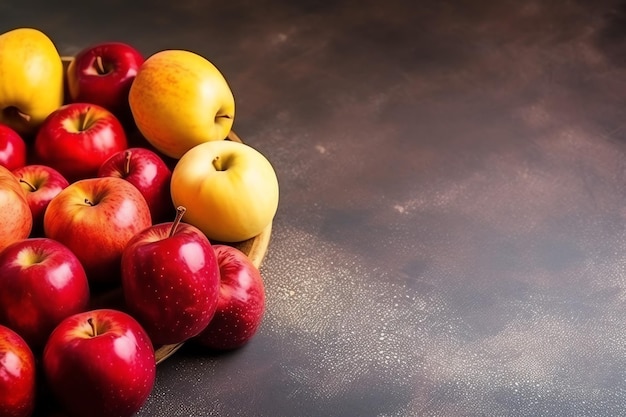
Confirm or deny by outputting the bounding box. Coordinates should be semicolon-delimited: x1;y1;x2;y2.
121;207;220;345
12;164;70;236
0;123;26;171
0;324;36;417
33;103;128;182
66;42;144;124
42;309;156;417
0;237;90;351
194;244;266;350
98;147;173;223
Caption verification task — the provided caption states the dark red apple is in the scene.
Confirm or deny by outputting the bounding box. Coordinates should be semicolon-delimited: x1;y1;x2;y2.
66;42;144;123
0;324;36;417
42;308;156;417
33;103;128;182
194;244;266;350
12;164;70;236
0;123;26;171
98;147;173;223
0;237;90;351
121;206;220;345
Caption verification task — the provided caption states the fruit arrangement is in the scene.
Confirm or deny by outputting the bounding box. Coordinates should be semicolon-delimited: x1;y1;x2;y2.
0;27;278;417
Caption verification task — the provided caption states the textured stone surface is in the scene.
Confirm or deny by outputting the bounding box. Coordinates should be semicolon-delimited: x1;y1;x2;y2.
6;0;626;415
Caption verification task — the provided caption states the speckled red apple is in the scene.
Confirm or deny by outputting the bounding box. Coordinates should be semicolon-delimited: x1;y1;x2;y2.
121;206;220;345
194;244;266;350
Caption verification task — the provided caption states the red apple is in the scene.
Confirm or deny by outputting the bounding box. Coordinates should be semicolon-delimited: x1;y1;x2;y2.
0;237;90;351
194;244;265;350
66;42;144;123
121;206;220;345
98;147;173;223
12;165;70;236
0;123;26;171
43;176;152;287
0;165;32;252
33;103;128;182
42;308;156;417
0;324;36;417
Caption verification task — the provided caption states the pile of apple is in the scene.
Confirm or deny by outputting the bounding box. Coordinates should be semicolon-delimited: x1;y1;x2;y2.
0;27;279;417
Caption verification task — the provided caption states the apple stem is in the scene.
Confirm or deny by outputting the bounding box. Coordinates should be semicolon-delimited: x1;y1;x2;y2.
87;318;97;337
124;150;132;176
18;178;37;192
96;55;106;75
2;106;31;123
17;109;31;123
212;156;221;171
76;107;95;131
84;198;95;206
169;206;187;237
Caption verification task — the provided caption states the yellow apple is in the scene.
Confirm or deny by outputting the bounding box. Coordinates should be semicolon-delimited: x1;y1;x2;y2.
170;140;279;242
0;28;64;136
128;49;235;159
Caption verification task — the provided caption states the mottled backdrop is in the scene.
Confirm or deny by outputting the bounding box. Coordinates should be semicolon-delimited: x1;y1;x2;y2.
4;0;626;416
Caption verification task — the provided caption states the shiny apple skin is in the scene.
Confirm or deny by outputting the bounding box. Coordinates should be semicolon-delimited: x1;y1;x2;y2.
194;244;265;350
0;325;36;417
98;147;173;223
67;42;144;122
121;221;220;345
0;165;32;251
33;103;128;182
171;140;279;242
0;123;26;171
12;164;69;236
43;177;152;287
42;309;156;417
0;237;90;351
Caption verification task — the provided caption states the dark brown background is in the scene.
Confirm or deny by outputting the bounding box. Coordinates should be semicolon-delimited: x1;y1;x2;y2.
5;0;626;415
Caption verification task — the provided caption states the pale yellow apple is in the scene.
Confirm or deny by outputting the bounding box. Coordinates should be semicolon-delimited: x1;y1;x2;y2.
170;140;279;242
129;49;235;159
0;28;64;136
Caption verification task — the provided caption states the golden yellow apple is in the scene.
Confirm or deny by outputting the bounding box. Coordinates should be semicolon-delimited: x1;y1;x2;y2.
170;140;279;242
129;49;235;159
0;28;64;136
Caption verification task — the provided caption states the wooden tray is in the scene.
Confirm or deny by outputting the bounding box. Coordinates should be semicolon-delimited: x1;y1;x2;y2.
61;56;272;364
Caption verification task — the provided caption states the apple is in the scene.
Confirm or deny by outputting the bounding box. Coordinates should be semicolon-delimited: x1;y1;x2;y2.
0;28;64;137
42;308;156;417
0;165;32;252
0;123;26;170
171;140;279;242
0;237;90;351
128;49;235;159
121;206;220;345
194;244;265;350
98;147;173;223
12;164;69;236
33;102;128;182
66;42;144;123
0;324;36;417
43;176;152;287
